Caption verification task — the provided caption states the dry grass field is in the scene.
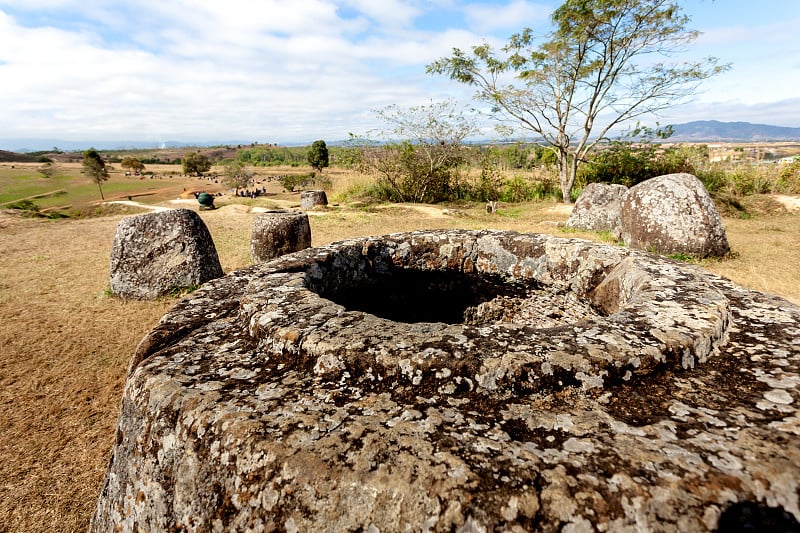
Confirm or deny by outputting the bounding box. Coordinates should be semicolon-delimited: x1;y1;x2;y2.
1;173;799;531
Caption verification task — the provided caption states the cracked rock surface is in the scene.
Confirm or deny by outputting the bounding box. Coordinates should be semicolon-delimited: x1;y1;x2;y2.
92;230;800;532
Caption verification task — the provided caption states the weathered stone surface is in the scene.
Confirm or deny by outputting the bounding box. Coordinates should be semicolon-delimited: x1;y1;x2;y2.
301;189;328;210
93;230;800;532
250;210;311;264
619;173;730;257
109;209;223;299
565;182;628;232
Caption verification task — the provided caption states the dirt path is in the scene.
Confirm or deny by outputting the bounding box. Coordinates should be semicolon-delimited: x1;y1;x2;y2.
373;203;454;219
774;194;800;212
105;200;171;212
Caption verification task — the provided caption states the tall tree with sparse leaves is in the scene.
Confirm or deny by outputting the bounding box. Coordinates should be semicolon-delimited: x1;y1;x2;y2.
428;0;729;202
82;149;110;200
307;140;329;173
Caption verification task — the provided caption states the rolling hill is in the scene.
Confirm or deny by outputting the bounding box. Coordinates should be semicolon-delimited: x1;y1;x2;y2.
0;150;42;163
669;121;800;142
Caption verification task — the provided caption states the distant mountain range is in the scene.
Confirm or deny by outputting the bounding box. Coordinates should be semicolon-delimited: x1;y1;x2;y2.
2;121;800;153
668;121;800;142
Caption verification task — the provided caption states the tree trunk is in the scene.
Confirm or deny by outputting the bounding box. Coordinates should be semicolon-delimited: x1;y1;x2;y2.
557;147;571;203
557;150;579;203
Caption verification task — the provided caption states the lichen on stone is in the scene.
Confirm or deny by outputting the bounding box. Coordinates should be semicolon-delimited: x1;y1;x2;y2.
92;230;800;532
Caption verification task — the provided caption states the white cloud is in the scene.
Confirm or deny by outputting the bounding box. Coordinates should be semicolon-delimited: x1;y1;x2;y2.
463;0;550;34
0;1;486;143
697;18;800;48
1;1;798;148
338;0;422;29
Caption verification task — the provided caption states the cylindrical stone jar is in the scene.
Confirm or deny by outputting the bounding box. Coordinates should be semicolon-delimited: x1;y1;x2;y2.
300;190;328;210
250;210;311;263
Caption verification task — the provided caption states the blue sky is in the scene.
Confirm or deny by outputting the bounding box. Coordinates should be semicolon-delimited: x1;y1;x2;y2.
1;0;799;150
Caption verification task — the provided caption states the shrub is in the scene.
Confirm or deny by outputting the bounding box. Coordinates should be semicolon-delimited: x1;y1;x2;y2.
8;199;41;213
277;174;315;192
695;166;728;194
499;175;561;203
778;159;800;194
579;142;700;187
364;142;461;203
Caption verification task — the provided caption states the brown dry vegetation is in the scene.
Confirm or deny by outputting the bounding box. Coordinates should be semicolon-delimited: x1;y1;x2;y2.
1;182;799;531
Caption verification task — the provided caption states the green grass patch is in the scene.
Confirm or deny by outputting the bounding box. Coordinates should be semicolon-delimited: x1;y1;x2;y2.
0;172;73;206
667;252;698;263
595;230;622;244
0;166;186;214
496;206;525;218
166;284;201;297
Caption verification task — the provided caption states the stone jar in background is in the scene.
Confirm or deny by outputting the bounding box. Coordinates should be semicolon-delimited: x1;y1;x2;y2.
618;173;730;257
565;182;628;233
300;190;328;210
250;210;311;264
109;209;223;299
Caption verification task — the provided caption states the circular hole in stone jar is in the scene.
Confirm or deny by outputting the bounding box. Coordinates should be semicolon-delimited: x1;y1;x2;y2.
312;268;536;324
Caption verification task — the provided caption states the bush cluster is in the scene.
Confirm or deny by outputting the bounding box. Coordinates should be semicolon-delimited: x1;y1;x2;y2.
577;143;800;200
230;139;799;208
275;173;329;192
577;143;703;188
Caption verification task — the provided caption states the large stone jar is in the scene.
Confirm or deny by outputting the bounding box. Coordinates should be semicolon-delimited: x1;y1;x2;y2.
618;173;730;257
92;230;800;532
109;209;223;299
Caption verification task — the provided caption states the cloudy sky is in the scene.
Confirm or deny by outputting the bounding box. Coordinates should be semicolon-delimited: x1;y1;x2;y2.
1;0;799;150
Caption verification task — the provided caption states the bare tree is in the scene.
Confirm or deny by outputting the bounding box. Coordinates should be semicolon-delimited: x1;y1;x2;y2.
365;99;479;203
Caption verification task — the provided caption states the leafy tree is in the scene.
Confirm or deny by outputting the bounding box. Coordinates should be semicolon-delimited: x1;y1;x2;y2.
222;159;252;193
277;173;315;192
82;149;110;200
307;140;330;173
120;156;146;174
428;0;728;202
38;161;58;178
363;100;479;203
182;153;211;175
